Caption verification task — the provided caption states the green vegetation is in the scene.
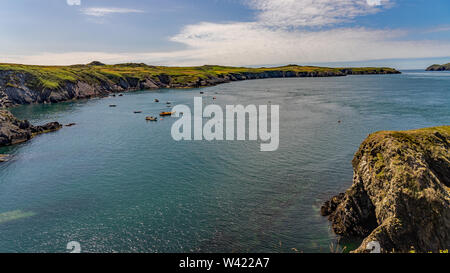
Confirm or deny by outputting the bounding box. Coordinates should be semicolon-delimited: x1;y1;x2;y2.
0;62;400;90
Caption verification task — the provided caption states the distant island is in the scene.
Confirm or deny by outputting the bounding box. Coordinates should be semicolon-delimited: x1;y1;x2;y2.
0;62;400;108
426;63;450;71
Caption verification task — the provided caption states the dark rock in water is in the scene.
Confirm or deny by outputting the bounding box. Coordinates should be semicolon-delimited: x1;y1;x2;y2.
65;123;77;127
0;110;62;147
320;193;345;216
322;126;450;253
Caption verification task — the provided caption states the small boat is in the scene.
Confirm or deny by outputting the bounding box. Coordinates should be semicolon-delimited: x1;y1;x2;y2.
200;91;204;94
146;116;157;121
109;104;117;107
166;101;172;104
134;111;142;114
119;94;124;97
213;97;217;100
160;111;175;117
0;154;10;163
154;99;159;102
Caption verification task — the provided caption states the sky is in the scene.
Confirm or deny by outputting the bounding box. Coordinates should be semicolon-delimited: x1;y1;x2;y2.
1;0;450;69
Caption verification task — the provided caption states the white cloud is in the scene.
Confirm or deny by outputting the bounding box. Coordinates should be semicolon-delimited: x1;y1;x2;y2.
5;26;450;67
67;0;81;6
248;0;390;27
82;7;144;17
367;0;382;6
5;0;450;67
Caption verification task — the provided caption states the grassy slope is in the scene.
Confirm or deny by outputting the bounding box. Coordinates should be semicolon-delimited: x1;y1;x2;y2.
0;63;399;89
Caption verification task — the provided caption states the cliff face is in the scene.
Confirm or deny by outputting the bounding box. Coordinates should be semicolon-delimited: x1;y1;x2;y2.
426;63;450;71
0;110;61;147
0;63;400;108
322;126;450;253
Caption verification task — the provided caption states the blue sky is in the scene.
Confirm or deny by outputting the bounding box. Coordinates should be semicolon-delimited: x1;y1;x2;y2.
1;0;450;68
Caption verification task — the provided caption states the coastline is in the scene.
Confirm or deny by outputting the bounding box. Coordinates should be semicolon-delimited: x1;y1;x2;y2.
0;63;400;108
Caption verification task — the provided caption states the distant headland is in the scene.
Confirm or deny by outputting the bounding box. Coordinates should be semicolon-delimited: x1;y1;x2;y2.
0;62;400;108
426;63;450;71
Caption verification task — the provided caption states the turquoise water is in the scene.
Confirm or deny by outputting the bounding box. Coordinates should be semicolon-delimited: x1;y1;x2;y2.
0;71;449;253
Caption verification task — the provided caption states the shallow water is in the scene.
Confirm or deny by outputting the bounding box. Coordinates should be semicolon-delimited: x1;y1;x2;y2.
0;70;449;253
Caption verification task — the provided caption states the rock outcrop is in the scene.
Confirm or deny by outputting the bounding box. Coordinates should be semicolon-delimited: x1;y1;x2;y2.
0;110;61;147
322;126;450;253
426;63;450;71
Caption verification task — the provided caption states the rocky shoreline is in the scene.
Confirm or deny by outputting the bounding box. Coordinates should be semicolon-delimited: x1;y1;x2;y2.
322;126;450;253
0;63;400;108
0;110;61;147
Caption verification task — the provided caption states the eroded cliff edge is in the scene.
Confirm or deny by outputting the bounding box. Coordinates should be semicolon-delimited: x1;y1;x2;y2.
0;110;61;147
322;126;450;253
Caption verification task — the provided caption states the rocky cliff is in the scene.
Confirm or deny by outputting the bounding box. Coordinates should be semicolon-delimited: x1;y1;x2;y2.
322;126;450;253
0;110;61;147
0;63;400;108
426;63;450;71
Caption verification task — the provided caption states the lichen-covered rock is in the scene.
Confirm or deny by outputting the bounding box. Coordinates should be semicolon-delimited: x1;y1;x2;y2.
323;126;450;253
0;110;62;147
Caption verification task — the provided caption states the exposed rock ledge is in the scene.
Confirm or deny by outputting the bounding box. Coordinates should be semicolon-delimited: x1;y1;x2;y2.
322;126;450;253
0;110;61;147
